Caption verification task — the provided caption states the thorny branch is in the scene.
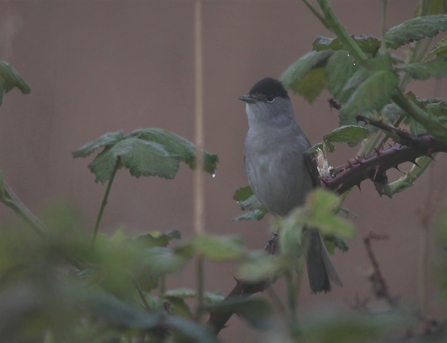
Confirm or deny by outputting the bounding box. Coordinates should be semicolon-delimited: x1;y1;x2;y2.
208;115;447;334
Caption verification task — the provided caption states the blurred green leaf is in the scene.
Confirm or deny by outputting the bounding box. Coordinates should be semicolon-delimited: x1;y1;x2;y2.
280;50;334;94
193;234;245;261
340;54;398;125
324;234;349;253
325;50;358;103
234;209;267;221
141;246;191;276
237;253;289;282
303;318;381;343
291;67;326;103
386;14;447;49
397;56;447;80
233;186;253;202
134;228;181;248
426;36;447;60
0;61;31;106
164;288;224;304
205;296;272;330
313;35;380;55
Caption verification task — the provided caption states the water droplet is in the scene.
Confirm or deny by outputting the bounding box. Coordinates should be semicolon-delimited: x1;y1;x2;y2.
212;173;216;178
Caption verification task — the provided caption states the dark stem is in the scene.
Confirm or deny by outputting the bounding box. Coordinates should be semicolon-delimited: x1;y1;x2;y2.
91;159;120;248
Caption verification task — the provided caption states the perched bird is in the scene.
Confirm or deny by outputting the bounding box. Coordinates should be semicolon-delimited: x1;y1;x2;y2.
239;77;342;293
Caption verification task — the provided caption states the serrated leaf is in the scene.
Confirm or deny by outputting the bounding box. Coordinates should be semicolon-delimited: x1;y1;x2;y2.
0;61;30;106
127;128;218;175
340;68;398;125
193;234;245;261
386;14;447;49
233;209;267;221
233;186;253;202
205;296;272;330
397;56;447;80
280;50;334;90
325;50;358;103
313;35;380;55
239;194;264;211
426;36;447;60
324;125;370;144
88;138;179;183
291;67;326;103
73;131;125;158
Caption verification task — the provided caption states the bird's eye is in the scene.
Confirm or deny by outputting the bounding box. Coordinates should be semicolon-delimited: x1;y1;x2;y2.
266;96;274;102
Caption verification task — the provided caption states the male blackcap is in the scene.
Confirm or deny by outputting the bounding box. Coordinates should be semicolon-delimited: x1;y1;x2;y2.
239;77;342;293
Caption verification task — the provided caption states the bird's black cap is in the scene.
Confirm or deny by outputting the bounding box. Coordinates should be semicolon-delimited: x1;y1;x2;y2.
248;77;289;100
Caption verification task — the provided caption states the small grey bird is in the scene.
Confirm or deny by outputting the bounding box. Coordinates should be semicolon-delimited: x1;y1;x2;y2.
239;77;342;293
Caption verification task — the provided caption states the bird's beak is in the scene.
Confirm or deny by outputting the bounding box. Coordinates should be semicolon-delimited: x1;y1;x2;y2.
238;95;256;103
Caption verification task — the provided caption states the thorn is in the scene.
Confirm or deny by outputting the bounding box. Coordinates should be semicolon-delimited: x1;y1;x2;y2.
410;159;421;168
355;158;364;164
347;160;353;168
356;183;362;192
374;148;381;156
373;165;381;180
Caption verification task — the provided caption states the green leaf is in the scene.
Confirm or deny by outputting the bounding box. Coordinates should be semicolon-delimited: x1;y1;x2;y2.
127;128;218;175
386;14;447;49
382;103;407;123
340;54;398;125
291;67;326;103
323;234;349;254
324;125;370;145
426;36;447;60
134;228;181;248
325;50;358;103
313;35;380;55
233;186;253;202
73;131;125;158
193;234;246;261
205;296;273;330
0;61;31;106
306;190;356;238
88;138;179;183
280;50;334;91
164;288;224;304
233;209;267;221
83;292;219;343
141;247;191;276
237;253;289;282
397;56;447;80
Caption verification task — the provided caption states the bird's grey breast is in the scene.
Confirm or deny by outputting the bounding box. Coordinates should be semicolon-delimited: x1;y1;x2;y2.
244;123;314;217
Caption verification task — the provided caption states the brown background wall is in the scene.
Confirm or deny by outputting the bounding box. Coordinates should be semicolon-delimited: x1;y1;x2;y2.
0;1;445;341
